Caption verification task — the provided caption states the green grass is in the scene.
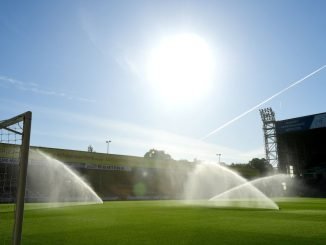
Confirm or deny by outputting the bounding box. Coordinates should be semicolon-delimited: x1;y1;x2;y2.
1;198;326;244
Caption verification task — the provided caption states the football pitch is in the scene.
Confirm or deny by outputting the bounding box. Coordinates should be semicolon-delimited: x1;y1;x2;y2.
1;198;326;244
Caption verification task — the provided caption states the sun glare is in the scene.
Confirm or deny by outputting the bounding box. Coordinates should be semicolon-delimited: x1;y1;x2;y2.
147;33;215;104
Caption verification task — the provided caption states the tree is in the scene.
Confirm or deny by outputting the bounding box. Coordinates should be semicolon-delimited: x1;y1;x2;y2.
87;145;94;152
144;149;172;161
229;163;260;179
248;158;273;176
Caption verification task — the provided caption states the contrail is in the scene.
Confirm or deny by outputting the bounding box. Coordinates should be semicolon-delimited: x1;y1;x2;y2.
201;64;326;140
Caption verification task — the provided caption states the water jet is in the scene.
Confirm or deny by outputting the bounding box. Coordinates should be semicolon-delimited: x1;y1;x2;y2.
26;150;103;206
183;163;280;209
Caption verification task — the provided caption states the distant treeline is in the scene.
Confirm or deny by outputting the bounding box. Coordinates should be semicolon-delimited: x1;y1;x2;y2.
228;158;274;179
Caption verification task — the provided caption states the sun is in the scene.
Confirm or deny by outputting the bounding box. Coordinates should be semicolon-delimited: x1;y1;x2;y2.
147;33;215;104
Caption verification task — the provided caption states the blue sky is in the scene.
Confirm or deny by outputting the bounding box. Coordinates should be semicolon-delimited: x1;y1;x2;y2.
1;0;325;163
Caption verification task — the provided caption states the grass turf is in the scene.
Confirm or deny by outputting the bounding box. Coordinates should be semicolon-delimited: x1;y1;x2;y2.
1;198;326;244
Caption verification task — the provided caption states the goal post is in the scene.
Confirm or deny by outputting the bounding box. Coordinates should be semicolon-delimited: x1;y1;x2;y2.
0;111;32;245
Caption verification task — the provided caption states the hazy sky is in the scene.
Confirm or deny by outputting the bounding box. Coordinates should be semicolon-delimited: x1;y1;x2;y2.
1;0;325;163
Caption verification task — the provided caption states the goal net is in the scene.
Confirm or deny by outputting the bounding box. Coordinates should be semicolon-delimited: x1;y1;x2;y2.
0;112;32;245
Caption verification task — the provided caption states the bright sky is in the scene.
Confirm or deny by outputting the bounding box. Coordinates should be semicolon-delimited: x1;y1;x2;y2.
1;1;325;164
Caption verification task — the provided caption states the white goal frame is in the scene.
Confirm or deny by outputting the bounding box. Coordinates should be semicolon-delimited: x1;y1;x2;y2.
0;111;32;245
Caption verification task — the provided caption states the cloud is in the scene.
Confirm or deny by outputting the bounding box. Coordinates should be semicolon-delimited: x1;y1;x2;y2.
79;9;143;80
79;8;104;55
0;75;95;103
239;147;265;159
201;64;326;140
31;106;262;163
115;54;140;75
1;99;264;164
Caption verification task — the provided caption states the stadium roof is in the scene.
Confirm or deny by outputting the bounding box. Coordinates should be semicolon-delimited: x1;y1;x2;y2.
276;112;326;134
